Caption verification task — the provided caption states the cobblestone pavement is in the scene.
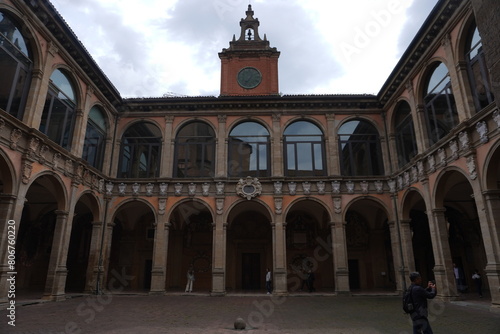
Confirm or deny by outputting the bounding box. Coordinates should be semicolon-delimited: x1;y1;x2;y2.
2;292;500;334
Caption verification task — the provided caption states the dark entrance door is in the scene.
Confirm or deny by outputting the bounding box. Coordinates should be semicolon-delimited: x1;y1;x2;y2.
242;253;260;290
348;259;360;290
144;259;152;290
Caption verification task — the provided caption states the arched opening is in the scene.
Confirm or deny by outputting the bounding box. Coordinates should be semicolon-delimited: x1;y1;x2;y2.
166;201;213;292
226;201;272;291
107;201;155;291
285;200;332;292
345;199;395;291
65;194;98;292
436;171;488;297
16;175;64;298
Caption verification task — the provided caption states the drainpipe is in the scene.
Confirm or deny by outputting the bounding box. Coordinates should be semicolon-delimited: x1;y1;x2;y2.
382;111;407;291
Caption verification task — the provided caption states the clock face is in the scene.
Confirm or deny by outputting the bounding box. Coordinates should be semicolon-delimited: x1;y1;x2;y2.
237;67;262;89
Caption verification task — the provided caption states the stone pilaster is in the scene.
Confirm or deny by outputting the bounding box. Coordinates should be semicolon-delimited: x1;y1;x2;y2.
428;208;458;300
332;220;349;294
43;210;71;301
150;209;169;294
211;213;227;295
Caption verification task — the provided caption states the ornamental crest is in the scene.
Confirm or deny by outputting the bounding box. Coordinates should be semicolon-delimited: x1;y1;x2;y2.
236;176;262;200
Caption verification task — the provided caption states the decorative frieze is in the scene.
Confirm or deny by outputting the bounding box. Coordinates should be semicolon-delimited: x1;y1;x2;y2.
10;128;22;150
302;182;311;195
146;183;154;196
158;198;166;215
188;183;196;196
476;121;488;144
236;177;262;200
438;148;446;167
132;183;140;195
428;154;436;173
159;183;168;196
374;180;383;194
288;182;296;195
360;181;368;194
22;161;32;184
106;182;113;195
174;183;183;196
316;181;325;195
493;109;500;128
458;131;470;151
466;155;477;180
118;183;126;196
216;182;225;195
346;181;354;194
202;183;210;196
331;181;340;194
333;197;342;214
274;198;283;215
449;140;459;160
216;198;224;215
274;181;282;195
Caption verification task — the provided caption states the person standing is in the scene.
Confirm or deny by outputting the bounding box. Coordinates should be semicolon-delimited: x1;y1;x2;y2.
266;268;272;294
185;267;195;293
472;269;483;298
306;269;315;293
408;272;437;334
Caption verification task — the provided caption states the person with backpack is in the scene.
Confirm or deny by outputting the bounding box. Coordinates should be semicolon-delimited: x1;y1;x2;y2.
405;272;437;334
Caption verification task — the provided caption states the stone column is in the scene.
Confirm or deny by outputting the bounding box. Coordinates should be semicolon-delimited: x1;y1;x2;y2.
400;219;415;277
332;219;349;294
273;215;288;295
428;208;458;300
43;210;71;301
387;220;410;292
85;221;103;293
482;190;500;310
150;205;169;294
211;210;227;296
0;195;17;304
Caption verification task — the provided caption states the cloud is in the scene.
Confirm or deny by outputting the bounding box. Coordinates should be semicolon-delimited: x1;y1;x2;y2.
49;0;439;97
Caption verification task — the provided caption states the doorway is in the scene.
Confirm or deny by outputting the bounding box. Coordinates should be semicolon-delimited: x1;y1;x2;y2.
242;253;260;290
349;259;360;290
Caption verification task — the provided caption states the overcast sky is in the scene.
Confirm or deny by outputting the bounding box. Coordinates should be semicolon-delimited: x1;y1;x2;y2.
50;0;439;98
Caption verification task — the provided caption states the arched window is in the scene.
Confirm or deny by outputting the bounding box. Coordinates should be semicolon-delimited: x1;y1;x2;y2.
228;121;270;177
338;119;384;176
174;121;215;178
283;121;325;176
424;62;458;145
119;122;161;178
0;11;32;119
466;24;494;111
39;69;77;150
82;106;106;170
395;101;418;168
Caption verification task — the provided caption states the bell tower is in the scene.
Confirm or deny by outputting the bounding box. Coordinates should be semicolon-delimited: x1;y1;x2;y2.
219;5;280;96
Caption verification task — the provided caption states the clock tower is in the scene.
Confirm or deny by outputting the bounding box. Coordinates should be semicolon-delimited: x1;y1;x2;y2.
219;5;280;96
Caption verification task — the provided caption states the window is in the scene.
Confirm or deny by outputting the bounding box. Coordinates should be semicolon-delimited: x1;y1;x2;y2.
174;121;215;178
338;119;384;176
119;122;161;178
0;11;32;119
228;121;270;177
39;69;77;150
424;62;458;145
394;101;418;168
466;24;494;111
283;121;325;176
82;106;106;170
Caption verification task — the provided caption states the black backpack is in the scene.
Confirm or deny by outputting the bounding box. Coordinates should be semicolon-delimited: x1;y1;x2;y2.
402;285;415;314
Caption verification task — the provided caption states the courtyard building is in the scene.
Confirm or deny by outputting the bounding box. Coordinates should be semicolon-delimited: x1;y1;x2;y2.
1;0;500;314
